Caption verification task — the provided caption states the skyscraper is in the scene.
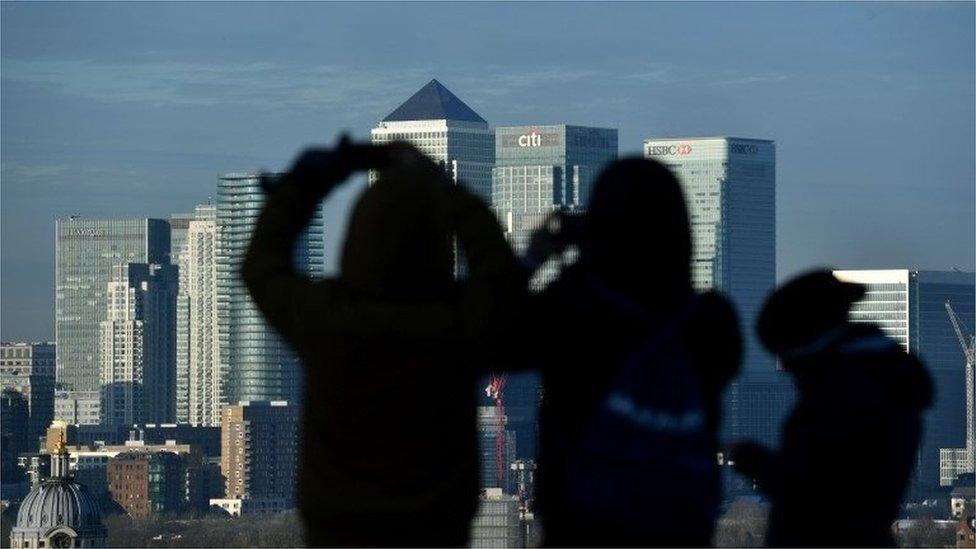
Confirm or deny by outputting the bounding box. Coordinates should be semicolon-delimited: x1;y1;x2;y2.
644;137;776;374
477;405;517;492
371;79;494;200
56;218;171;392
833;269;975;495
493;124;618;288
492;125;617;462
175;205;221;426
99;263;178;426
216;176;324;405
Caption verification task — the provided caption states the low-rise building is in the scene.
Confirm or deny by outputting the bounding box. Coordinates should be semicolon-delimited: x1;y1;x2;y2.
208;497;288;517
1;342;55;450
107;451;186;518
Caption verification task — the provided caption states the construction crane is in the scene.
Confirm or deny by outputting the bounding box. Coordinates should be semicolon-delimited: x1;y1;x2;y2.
485;374;508;489
945;300;975;466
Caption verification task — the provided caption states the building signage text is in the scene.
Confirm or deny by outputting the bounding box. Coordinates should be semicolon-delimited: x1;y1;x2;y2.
647;144;693;156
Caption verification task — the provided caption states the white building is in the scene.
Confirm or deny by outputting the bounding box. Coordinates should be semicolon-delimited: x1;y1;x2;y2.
175;205;222;427
832;269;975;493
644;137;776;374
371;79;494;201
99;263;178;426
208;497;288;517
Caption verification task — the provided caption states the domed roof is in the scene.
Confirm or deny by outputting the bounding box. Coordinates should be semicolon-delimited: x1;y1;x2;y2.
15;478;104;534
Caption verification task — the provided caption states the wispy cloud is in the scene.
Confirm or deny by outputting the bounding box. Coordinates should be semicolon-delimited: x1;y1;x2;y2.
0;59;603;118
0;59;434;114
710;72;791;87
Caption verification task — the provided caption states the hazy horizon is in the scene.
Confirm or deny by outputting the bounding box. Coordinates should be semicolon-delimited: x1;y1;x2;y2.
2;2;974;341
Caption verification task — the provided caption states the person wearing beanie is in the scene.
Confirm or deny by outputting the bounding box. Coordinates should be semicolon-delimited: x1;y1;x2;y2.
730;269;933;547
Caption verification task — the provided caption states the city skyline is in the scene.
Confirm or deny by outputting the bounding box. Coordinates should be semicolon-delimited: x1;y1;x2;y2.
2;2;975;342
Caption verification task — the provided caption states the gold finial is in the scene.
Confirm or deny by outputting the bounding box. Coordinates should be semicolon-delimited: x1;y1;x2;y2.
56;431;67;455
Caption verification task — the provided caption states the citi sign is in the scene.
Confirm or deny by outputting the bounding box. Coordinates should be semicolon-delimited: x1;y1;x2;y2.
518;130;543;147
647;144;693;156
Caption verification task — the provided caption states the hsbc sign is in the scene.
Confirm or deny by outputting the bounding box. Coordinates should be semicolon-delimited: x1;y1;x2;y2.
647;144;693;156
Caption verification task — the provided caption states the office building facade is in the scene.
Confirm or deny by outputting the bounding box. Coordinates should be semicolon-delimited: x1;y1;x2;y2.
491;126;617;462
216;177;324;405
371;79;494;201
645;137;776;374
107;451;187;518
493;124;617;287
175;205;222;426
100;263;178;427
54;390;102;425
56;218;171;392
470;488;524;548
1;389;30;492
1;342;55;448
477;405;517;492
833;269;975;495
220;401;299;504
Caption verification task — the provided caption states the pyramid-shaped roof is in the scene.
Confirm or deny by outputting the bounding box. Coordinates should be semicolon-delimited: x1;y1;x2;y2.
382;79;486;123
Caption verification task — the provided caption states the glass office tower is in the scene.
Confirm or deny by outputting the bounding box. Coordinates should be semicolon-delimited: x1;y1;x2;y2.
56;218;171;392
644;138;776;373
216;175;324;407
494;125;618;286
645;137;777;452
493;125;617;461
371;79;494;201
834;269;975;495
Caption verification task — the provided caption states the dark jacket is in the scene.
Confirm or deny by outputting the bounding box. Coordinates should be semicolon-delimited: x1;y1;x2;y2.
520;158;741;546
241;157;522;547
530;266;742;547
736;324;933;547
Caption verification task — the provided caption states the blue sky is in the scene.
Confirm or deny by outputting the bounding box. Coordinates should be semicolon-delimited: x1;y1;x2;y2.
2;2;974;340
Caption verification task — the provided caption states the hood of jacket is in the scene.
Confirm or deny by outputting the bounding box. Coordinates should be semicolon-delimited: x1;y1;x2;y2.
340;160;455;301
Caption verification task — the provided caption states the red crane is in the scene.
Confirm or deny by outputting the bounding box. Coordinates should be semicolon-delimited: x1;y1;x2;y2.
485;374;508;489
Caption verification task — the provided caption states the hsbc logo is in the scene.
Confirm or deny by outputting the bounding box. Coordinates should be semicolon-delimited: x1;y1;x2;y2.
647;144;693;156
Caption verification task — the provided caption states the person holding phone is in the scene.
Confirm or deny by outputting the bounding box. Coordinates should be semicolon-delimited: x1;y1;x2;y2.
241;139;524;547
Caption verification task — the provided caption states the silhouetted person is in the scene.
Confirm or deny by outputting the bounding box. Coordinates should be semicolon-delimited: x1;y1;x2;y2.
523;158;741;546
241;140;522;547
730;270;933;547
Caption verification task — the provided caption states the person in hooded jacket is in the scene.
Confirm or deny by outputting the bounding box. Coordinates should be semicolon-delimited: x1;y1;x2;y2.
241;140;523;547
522;158;742;546
729;270;933;547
